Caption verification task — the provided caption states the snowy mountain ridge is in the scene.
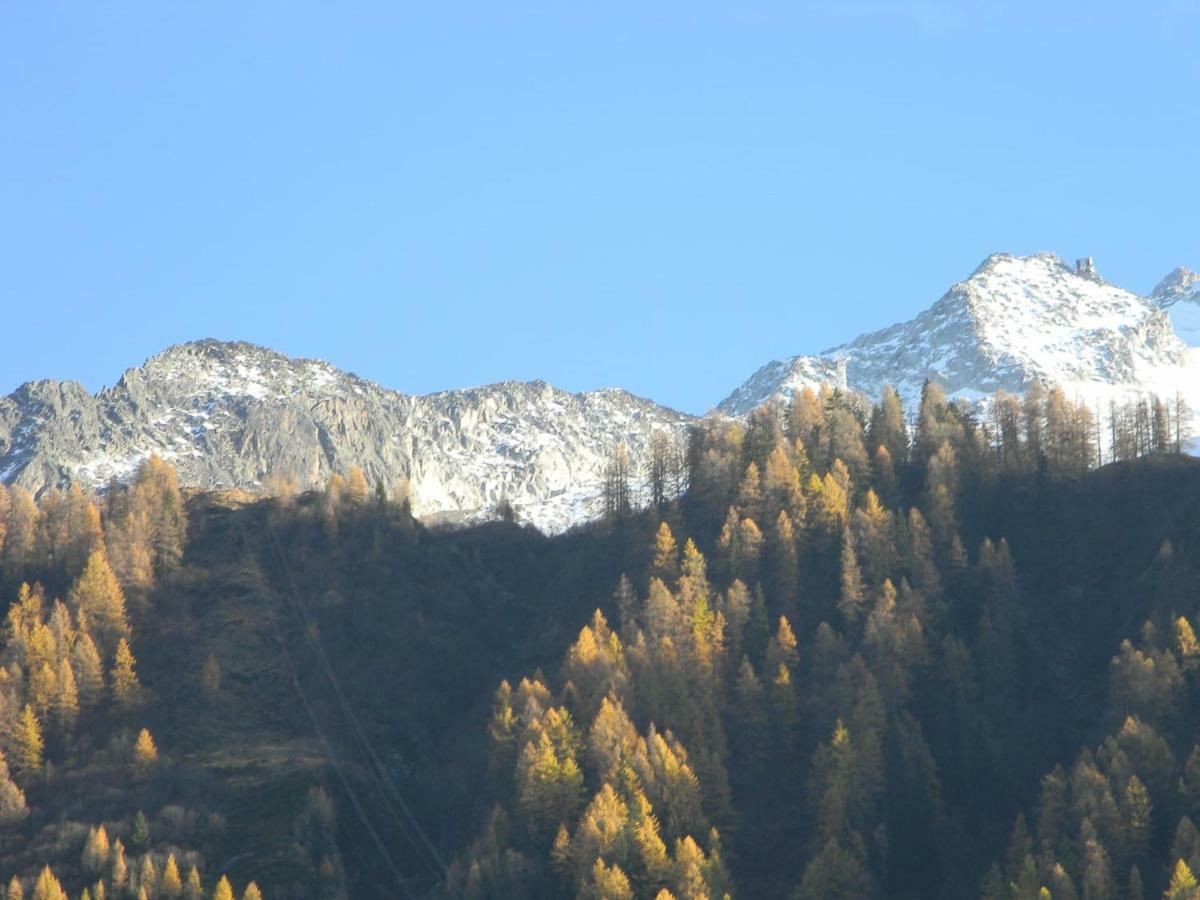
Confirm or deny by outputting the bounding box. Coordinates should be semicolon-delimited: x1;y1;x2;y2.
3;252;1198;532
1153;266;1200;346
0;340;692;533
720;253;1200;422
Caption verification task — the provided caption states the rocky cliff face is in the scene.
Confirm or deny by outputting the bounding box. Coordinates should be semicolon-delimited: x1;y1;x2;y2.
1153;266;1200;346
0;341;692;532
720;253;1200;418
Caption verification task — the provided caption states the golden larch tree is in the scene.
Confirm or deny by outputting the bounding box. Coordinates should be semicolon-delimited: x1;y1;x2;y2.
111;638;141;710
12;705;43;776
70;548;130;651
133;728;158;774
184;866;203;900
72;631;105;708
160;854;183;898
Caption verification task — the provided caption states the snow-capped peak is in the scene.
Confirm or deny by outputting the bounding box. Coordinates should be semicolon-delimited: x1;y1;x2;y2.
720;252;1196;416
1152;266;1200;304
1152;267;1200;346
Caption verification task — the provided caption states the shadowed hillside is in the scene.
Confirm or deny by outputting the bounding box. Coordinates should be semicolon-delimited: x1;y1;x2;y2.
1;384;1200;899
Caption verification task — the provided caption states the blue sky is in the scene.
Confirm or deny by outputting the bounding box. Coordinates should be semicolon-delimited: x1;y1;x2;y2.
2;2;1197;413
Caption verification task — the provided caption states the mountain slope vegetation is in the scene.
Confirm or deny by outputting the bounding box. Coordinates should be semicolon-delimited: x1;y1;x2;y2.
0;382;1198;898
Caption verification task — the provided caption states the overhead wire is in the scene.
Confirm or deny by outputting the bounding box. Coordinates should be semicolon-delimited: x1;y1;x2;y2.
233;508;418;899
259;504;454;892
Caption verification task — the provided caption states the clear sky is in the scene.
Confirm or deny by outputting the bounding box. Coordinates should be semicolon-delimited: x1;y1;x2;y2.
2;2;1197;413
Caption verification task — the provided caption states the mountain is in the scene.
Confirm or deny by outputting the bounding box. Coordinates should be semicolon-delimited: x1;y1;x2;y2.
720;253;1200;419
1152;266;1200;345
5;252;1198;532
0;340;692;533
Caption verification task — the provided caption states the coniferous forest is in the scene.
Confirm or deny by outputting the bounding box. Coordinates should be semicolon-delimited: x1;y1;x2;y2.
0;383;1199;899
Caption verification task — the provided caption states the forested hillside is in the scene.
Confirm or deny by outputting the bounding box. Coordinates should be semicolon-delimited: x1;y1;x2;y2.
0;382;1198;899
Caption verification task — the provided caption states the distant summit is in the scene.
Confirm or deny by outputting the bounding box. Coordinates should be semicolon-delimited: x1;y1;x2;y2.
4;253;1198;530
0;340;690;532
1152;266;1200;345
720;253;1200;421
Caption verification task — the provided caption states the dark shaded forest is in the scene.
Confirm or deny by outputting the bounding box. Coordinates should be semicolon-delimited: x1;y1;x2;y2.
0;382;1199;899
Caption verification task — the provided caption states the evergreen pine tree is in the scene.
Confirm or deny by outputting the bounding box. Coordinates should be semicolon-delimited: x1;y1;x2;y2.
131;809;150;849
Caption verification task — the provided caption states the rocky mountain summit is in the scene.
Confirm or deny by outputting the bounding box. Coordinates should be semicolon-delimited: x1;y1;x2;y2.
3;253;1198;530
720;253;1200;420
0;341;691;532
1152;266;1200;345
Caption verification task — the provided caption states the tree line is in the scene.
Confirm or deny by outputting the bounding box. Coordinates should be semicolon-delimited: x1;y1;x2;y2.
454;379;1200;898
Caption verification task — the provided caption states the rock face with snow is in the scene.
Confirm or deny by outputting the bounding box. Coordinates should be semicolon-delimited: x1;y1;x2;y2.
5;252;1199;532
0;341;692;533
721;253;1200;417
1153;267;1200;346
